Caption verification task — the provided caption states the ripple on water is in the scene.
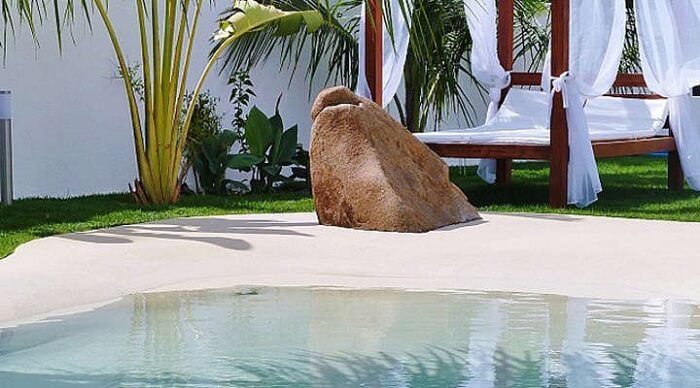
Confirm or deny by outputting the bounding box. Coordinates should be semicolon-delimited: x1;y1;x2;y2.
0;287;698;387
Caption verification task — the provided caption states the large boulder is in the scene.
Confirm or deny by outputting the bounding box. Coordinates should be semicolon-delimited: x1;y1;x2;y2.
310;86;480;232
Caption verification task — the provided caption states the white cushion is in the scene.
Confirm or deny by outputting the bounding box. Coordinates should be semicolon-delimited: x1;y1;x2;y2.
488;88;550;131
415;89;670;145
585;94;669;135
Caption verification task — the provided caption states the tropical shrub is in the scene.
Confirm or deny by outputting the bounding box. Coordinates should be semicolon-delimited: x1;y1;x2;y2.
291;145;309;185
186;92;224;151
227;70;256;152
228;106;301;193
183;91;224;189
191;130;248;194
92;0;323;204
275;144;311;192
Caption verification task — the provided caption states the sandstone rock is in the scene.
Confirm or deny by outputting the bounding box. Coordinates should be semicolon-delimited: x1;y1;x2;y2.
310;86;480;232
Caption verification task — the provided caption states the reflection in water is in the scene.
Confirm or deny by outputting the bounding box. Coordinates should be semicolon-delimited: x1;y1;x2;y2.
464;299;504;387
0;288;699;387
563;298;617;388
633;300;697;387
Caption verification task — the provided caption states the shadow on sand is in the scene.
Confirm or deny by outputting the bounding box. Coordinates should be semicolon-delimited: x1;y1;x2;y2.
59;218;318;251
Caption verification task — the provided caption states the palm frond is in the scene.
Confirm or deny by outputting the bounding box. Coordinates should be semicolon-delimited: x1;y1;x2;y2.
0;0;91;55
215;0;360;95
215;0;650;133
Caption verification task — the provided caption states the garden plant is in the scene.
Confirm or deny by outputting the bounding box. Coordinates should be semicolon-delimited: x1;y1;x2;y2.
92;0;323;205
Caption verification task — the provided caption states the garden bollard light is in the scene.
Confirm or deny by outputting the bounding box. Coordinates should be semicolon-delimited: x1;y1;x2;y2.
0;90;12;206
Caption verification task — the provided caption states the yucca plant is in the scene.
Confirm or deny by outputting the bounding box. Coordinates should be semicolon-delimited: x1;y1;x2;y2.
92;0;322;204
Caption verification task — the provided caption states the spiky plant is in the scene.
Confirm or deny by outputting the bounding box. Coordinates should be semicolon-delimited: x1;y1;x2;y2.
91;0;322;204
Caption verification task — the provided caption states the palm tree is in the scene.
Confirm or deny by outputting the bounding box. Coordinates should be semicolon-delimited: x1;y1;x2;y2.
217;0;550;132
1;0;323;205
90;0;322;205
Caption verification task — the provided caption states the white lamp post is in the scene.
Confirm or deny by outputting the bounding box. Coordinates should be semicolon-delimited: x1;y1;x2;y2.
0;90;12;206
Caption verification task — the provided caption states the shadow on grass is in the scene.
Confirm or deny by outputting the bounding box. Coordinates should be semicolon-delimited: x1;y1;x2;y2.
0;192;312;236
0;191;313;258
451;156;700;218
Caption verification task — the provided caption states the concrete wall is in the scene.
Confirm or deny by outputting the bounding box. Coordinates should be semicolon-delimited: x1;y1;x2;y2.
0;3;487;199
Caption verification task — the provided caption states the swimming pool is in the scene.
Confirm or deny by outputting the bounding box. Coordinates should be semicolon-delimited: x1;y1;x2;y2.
0;287;698;387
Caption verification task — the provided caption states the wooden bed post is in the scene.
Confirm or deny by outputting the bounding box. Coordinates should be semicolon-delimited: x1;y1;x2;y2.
668;150;684;191
423;1;682;207
496;0;514;185
549;0;570;208
365;0;383;106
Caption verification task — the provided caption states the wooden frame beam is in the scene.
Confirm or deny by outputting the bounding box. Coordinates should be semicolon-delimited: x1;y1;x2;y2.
496;0;514;184
426;136;677;161
592;137;676;158
362;0;685;207
668;150;684;191
364;0;383;106
510;72;649;89
497;0;514;77
548;0;570;208
426;143;551;160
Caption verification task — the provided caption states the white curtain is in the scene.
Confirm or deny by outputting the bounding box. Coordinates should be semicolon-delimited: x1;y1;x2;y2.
550;0;626;207
635;0;700;189
357;0;412;107
464;0;511;184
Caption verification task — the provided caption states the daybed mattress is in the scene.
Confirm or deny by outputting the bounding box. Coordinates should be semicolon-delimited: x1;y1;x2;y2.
415;89;669;146
415;126;670;146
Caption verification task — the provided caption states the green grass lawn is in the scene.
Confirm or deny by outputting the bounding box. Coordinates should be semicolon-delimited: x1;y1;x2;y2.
453;155;700;221
0;192;314;259
1;155;698;259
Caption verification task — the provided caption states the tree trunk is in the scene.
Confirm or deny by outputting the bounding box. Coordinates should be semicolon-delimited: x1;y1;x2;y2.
403;51;424;133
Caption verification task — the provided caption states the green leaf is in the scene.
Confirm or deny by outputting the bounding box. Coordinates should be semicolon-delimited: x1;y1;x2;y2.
277;125;298;163
200;138;221;174
226;180;251;193
262;164;282;178
215;1;324;40
192;157;206;175
250;178;267;193
270;113;284;132
269;124;284;164
301;11;324;32
227;153;266;170
274;13;303;36
244;106;275;156
220;130;238;147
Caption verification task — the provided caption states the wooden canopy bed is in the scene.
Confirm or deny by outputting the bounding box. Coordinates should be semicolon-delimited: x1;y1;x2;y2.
362;0;683;208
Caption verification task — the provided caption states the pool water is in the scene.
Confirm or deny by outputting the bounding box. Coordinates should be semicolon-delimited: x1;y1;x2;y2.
0;287;699;387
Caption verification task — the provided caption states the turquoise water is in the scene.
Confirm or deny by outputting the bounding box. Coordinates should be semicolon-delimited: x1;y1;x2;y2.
0;287;699;387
